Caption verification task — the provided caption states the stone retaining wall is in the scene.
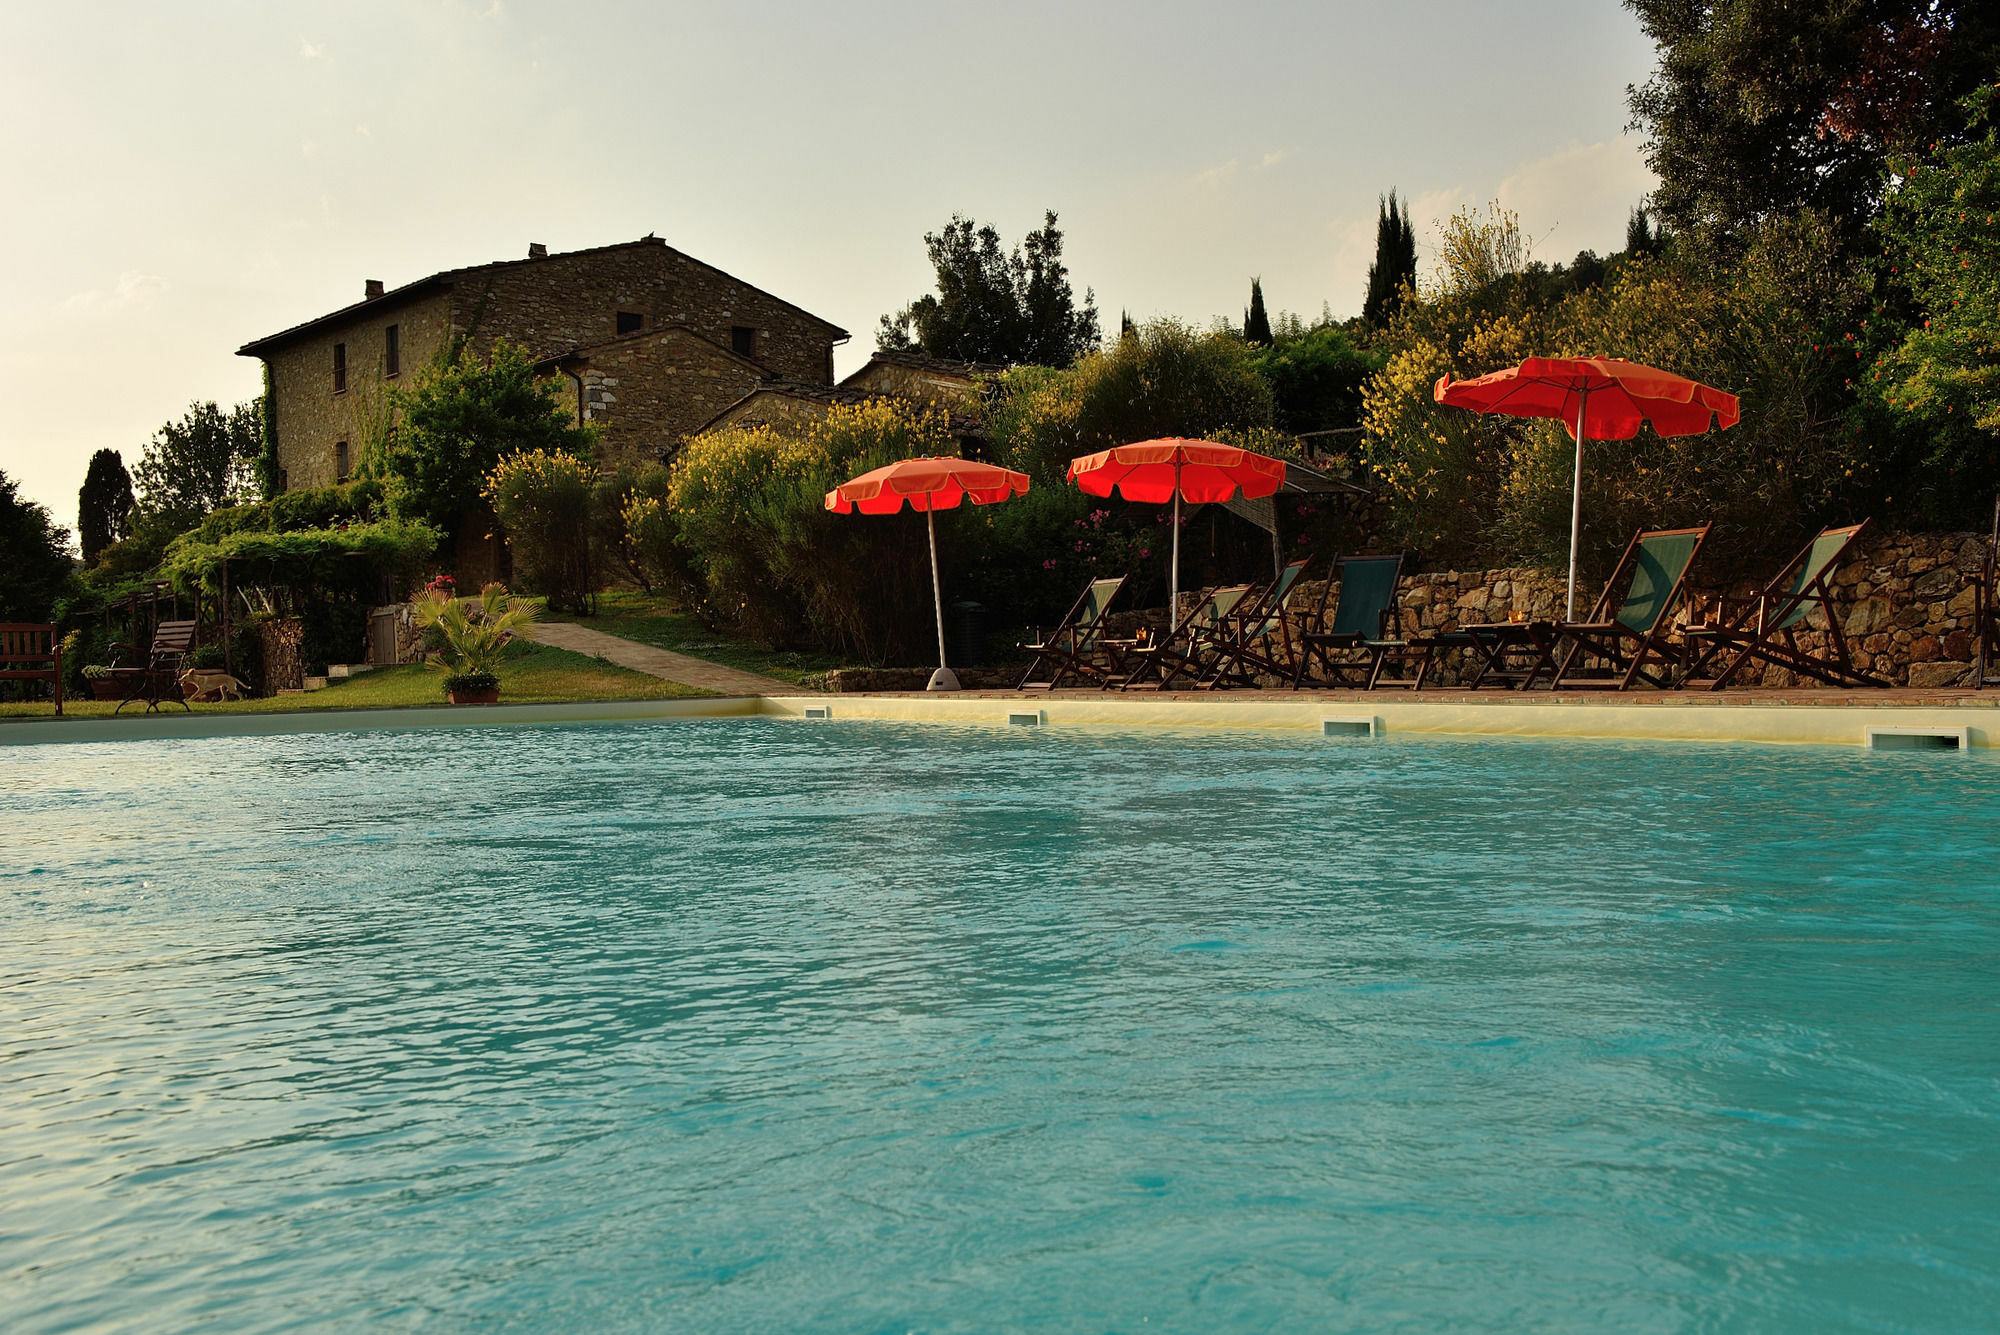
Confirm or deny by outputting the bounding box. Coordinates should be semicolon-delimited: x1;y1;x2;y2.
1313;529;1988;689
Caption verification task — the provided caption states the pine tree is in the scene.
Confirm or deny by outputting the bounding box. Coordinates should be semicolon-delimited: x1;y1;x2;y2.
1362;190;1418;327
1243;278;1272;345
1120;310;1137;341
77;448;134;563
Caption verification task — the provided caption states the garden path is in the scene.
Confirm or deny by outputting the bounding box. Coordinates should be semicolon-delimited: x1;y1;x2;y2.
525;622;792;697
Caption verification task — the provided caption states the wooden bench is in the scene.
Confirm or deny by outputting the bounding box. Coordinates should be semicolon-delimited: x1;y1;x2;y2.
0;624;63;715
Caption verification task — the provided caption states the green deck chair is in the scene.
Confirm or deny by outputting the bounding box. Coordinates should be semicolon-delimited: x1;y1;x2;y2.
1290;554;1408;688
1199;558;1314;688
1539;525;1709;690
1115;583;1253;690
1019;575;1126;690
1681;520;1884;690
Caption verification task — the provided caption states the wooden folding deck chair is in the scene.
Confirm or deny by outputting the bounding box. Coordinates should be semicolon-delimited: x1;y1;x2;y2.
1543;525;1709;689
1198;558;1314;688
1290;554;1423;689
112;619;198;714
1112;583;1254;691
1018;575;1126;690
1680;520;1884;690
1454;526;1709;690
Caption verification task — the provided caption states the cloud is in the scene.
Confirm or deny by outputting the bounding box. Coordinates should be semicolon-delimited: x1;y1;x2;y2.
1494;134;1655;264
63;271;167;313
299;37;323;59
1259;149;1286;169
1191;159;1239;188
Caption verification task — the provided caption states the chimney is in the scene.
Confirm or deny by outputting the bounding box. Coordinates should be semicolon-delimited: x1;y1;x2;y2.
364;279;384;299
528;242;548;259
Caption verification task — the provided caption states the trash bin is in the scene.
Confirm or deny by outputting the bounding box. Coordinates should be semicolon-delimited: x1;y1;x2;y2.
945;600;989;668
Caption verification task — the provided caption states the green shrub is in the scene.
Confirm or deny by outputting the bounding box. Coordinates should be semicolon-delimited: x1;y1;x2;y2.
379;340;594;547
592;464;669;591
668;400;952;658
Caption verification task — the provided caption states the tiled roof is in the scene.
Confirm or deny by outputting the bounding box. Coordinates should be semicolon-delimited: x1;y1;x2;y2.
237;235;848;357
842;348;1011;384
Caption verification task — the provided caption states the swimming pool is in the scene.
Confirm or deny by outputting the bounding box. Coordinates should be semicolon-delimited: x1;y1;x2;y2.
4;719;1996;1331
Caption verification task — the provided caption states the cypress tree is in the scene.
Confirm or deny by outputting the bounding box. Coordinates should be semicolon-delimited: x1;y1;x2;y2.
1363;190;1418;327
1243;278;1272;345
1625;206;1658;257
77;447;134;564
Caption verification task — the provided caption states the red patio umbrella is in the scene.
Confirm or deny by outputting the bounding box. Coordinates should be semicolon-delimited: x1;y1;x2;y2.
1435;357;1739;618
826;456;1030;691
1067;438;1287;617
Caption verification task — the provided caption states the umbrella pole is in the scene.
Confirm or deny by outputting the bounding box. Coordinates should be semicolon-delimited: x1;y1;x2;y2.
924;504;958;691
1170;490;1182;622
1566;388;1588;621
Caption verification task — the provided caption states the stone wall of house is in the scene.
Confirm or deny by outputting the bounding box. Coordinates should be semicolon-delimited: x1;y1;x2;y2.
1293;528;1987;689
265;289;456;492
558;328;770;467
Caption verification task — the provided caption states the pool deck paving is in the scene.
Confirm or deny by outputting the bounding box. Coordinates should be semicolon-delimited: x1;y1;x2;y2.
525;621;791;696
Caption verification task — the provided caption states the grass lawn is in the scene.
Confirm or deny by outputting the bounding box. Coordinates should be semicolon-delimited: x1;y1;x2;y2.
550;590;1037;686
548;590;858;687
0;642;712;720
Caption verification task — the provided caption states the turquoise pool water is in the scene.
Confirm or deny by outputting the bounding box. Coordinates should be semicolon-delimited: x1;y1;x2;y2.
3;720;1996;1332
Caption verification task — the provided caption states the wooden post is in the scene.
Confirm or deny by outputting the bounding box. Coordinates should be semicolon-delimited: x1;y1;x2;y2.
221;557;232;680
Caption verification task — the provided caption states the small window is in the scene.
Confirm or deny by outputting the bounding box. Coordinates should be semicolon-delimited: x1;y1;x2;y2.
616;311;643;335
335;441;351;481
731;325;756;357
385;324;401;377
333;342;347;393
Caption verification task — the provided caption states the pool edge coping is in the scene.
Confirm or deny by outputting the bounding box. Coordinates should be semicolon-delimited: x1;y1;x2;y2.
4;691;1992;751
0;696;761;746
757;694;1996;751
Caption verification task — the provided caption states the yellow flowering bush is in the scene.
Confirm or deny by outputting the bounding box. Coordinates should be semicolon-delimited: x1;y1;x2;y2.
482;448;598;612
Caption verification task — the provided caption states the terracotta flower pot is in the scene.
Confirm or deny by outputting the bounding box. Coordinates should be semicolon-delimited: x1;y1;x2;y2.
448;687;501;705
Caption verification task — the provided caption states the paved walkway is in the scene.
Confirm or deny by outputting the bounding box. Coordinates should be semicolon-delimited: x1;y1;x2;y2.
527;622;793;697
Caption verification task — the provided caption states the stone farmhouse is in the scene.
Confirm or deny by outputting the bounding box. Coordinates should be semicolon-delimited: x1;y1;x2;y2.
237;236;850;489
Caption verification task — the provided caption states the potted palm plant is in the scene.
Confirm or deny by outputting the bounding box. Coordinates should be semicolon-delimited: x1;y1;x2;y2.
410;583;540;704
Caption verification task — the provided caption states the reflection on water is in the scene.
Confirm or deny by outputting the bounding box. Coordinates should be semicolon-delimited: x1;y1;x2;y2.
3;721;1997;1333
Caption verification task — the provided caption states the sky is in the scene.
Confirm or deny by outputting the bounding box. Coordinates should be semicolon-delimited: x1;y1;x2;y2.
0;0;1660;534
